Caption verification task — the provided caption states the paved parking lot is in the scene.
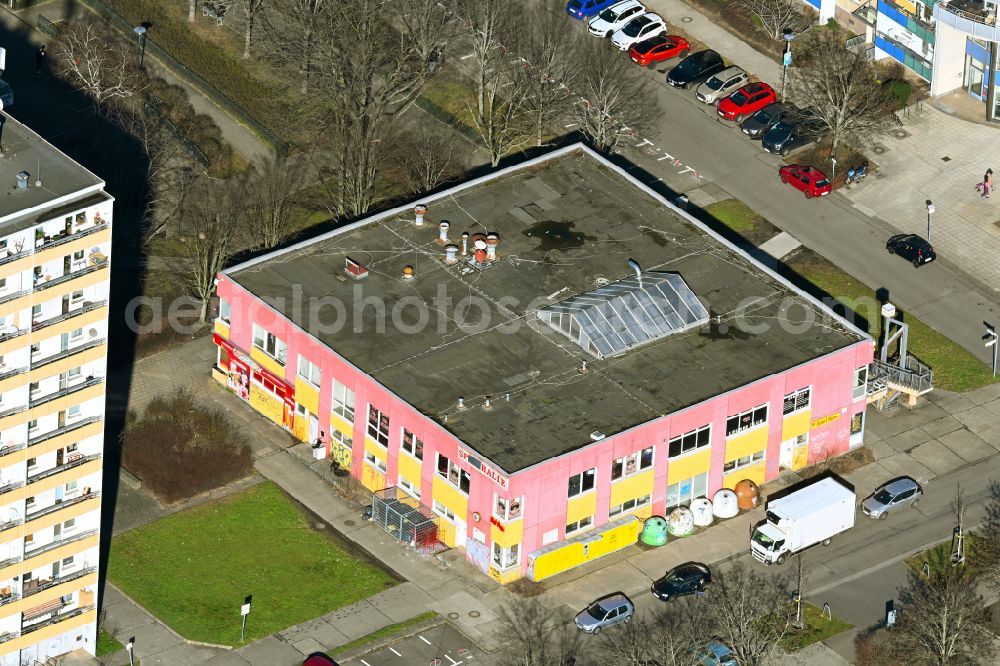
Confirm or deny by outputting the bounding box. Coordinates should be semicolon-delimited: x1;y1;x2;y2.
342;624;484;666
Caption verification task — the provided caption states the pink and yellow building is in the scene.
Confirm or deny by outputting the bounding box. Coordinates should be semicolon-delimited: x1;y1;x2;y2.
212;146;873;582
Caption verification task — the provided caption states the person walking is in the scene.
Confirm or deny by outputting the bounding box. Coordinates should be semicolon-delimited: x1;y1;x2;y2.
34;45;45;74
985;169;994;199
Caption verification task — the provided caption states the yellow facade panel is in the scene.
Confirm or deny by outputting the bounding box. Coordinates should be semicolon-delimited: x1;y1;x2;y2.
330;413;354;436
360;463;386;493
724;427;769;463
213;320;230;339
364;437;388;464
0;370;28;397
14;608;96;649
22;571;98;612
432;475;468;519
18;533;99;576
294;381;320;417
490;519;523;548
0;293;32;321
211;366;227;385
28;344;107;385
666;448;712;484
34;228;111;264
781;411;811;441
437;519;457;548
248;385;284;426
528;517;639;582
396;452;421;485
792;446;809;471
566;492;597;525
723;461;767;489
0;254;33;277
609;470;654;507
249;347;286;379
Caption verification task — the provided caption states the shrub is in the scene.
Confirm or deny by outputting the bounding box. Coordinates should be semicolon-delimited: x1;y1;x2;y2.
884;80;912;110
121;389;253;503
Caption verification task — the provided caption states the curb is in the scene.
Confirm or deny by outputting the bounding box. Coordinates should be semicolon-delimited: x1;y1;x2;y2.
105;583;233;650
331;614;447;662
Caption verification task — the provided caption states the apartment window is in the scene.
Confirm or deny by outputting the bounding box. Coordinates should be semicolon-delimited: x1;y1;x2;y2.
782;388;811;415
251;324;287;365
296;355;322;387
26;457;36;469
63;518;76;532
73;250;84;261
567;469;596;498
666;472;708;510
70;290;83;303
724;450;765;473
609;494;651;518
432;500;456;522
367;405;390;447
66;443;78;454
0;278;5;290
853;366;868;401
219;299;231;324
67;405;81;418
29;381;39;395
25;496;34;508
668;425;711;458
726;405;768;437
492;543;519;570
331;379;355;422
494;495;523;521
436;454;471;495
398;475;421;499
30;343;40;355
31;304;41;317
401;429;424;461
65;480;78;494
610;447;653;481
61;556;74;568
363;451;387;474
70;328;83;341
566;516;593;535
27;420;37;431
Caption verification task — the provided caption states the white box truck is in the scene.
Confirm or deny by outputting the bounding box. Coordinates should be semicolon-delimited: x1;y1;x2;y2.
750;477;855;565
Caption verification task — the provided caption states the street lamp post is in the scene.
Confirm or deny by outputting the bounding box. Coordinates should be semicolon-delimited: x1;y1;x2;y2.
133;25;147;67
926;199;934;243
984;322;998;377
125;637;135;666
780;29;795;101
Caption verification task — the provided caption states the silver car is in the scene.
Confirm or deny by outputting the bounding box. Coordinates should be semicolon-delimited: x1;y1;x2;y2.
574;592;635;633
695;66;748;105
862;476;923;519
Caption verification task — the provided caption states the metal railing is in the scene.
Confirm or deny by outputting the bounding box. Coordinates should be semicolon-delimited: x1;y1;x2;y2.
870;357;934;394
34;263;108;294
36;222;107;252
22;566;97;599
29;376;104;409
22;604;94;633
939;1;998;25
32;299;108;334
0;249;30;268
28;415;102;447
25;490;100;524
31;338;106;371
27;453;101;485
0;480;23;497
23;528;98;561
0;289;28;306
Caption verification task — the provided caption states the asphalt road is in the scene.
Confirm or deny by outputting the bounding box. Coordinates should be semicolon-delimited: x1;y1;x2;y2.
341;623;491;666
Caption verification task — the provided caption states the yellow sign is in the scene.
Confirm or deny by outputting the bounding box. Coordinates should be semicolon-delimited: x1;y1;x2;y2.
811;413;840;429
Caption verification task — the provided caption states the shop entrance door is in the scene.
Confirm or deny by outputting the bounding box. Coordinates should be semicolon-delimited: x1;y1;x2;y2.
968;61;985;98
454;518;467;549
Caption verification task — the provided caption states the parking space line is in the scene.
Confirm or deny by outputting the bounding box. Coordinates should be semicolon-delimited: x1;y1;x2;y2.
419;635;432;645
445;656;461;665
360;660;372;666
389;647;402;656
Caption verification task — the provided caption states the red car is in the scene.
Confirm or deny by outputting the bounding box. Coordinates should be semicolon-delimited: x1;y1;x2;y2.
303;654;339;666
717;82;776;122
628;35;690;68
779;165;832;199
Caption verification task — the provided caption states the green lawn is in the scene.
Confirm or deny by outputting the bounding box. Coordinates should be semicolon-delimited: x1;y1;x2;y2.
904;536;979;576
331;611;439;657
108;482;397;646
780;602;853;650
783;249;998;393
96;629;123;656
703;199;766;233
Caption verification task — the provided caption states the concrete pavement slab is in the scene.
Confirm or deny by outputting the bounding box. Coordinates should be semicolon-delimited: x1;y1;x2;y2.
321;601;393;641
278;617;350;650
909;439;966;476
234;636;304;666
289;637;326;657
821;630;861;666
927;391;978;415
938;428;996;463
759;231;801;260
137;643;227;666
966;383;1000;405
104;601;170;636
921;415;964;439
978;398;1000;417
877;453;933;485
843;461;892;497
866;402;948;438
366;582;435;623
882;427;932;452
121;623;187;658
192;652;250;666
953;406;1000;445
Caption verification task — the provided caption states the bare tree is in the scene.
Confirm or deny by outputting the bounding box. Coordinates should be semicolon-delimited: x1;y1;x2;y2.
895;568;993;665
392;124;463;194
705;565;789;666
736;0;810;42
786;29;898;154
51;21;147;110
219;0;268;57
189;0;197;21
459;0;515;118
264;0;327;93
573;40;660;153
240;156;302;250
393;0;459;74
972;482;1000;584
471;55;530;167
516;4;582;146
494;598;581;666
599;600;707;666
177;183;242;322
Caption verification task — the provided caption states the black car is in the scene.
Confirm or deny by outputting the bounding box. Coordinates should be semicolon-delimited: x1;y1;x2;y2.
740;102;783;139
761;111;822;156
666;50;724;89
886;234;935;267
651;562;711;601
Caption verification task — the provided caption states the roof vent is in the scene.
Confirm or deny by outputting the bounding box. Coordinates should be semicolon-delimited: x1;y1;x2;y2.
344;257;369;280
402;265;415;280
15;171;28;190
590;431;605;441
414;204;428;226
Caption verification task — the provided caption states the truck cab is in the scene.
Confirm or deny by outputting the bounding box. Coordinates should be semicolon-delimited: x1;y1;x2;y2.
750;521;787;564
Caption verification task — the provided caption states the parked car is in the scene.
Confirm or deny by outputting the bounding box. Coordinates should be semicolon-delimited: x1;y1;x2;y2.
761;111;822;156
303;654;339;666
666;49;724;89
693;642;738;666
651;562;711;601
567;0;619;19
740;102;783;139
629;35;690;67
886;234;936;267
779;164;832;198
695;66;748;104
717;82;776;122
611;13;667;51
588;0;645;38
862;476;924;519
574;592;635;633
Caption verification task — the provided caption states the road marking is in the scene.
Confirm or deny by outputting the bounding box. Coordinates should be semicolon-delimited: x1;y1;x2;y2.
389;647;403;656
360;660;372;666
419;635;432;645
445;656;461;665
657;155;673;161
634;138;652;148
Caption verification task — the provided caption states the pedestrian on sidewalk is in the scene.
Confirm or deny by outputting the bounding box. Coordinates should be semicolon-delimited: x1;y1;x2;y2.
984;169;994;199
34;45;45;74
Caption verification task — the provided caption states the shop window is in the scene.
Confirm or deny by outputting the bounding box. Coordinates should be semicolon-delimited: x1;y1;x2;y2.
726;405;768;437
609;494;651;518
494;495;523;521
782;388;811;415
367;405;390;447
493;543;519;570
567;469;596;498
251;324;287;365
666;472;708;510
610;446;654;481
331;379;355;422
363;451;387;474
724;450;765;473
219;299;231;324
398;475;421;499
668;425;711;458
566;516;593;536
436;454;471;495
401;429;424;460
297;355;322;387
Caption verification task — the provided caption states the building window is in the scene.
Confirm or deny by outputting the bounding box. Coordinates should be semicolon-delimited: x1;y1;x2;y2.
566;516;593;535
26;457;36;469
853;366;868;401
67;405;81;418
25;496;34;508
27;420;37;431
432;500;456;522
296;355;322;387
611;447;654;481
724;450;765;473
436;454;471;495
609;494;651;518
851;412;864;435
782;388;811;415
493;543;519;570
63;518;76;532
494;495;523;521
61;556;74;568
567;469;596;498
70;290;83;303
251;324;287;365
70;327;82;339
331;379;355;422
31;304;41;317
726;405;768;437
73;249;84;261
363;451;387;474
401;429;423;461
666;472;708;510
65;480;78;494
219;299;231;324
398;475;421;499
669;425;711;458
367;405;390;447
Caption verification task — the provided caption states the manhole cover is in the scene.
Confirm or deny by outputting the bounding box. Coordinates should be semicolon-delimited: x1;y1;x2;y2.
343;520;356;527
892;129;910;139
681;16;693;22
315;522;326;529
942;156;952;162
448;612;461;620
469;611;481;618
872;144;887;155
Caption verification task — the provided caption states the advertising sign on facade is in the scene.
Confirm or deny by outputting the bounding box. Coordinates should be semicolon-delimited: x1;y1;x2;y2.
458;447;509;490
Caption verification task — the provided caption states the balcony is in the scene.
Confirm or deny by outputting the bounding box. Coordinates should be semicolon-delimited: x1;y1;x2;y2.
22;566;96;599
935;0;1000;39
22;604;94;635
0;289;29;307
0;247;29;268
24;490;99;524
0;405;26;421
28;415;102;448
0;480;23;497
32;299;108;335
0;365;27;383
0;589;19;607
23;528;97;563
27;453;101;486
37;221;106;253
31;338;106;371
0;443;26;460
29;376;104;410
0;630;17;645
0;516;22;535
33;263;108;295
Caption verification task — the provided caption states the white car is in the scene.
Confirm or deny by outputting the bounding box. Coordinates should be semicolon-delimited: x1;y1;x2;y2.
588;0;645;39
695;66;748;104
610;13;667;51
